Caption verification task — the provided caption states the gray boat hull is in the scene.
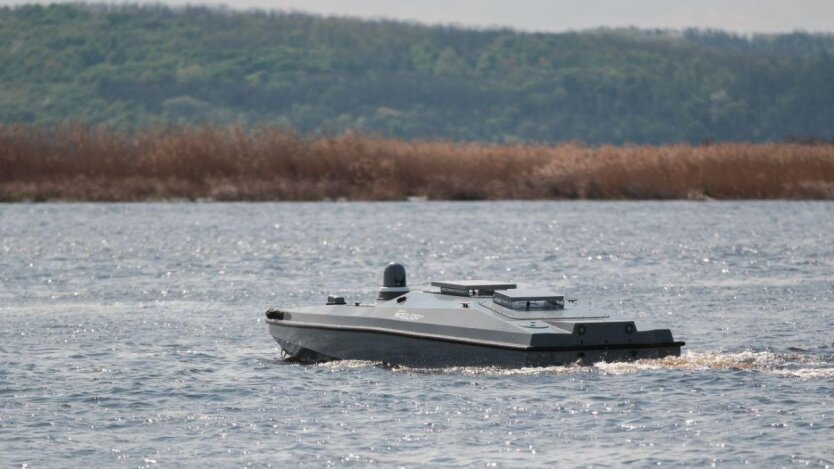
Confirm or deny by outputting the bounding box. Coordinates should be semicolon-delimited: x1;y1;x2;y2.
268;319;683;368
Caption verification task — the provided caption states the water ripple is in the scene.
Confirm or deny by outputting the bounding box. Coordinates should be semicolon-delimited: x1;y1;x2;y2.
2;201;833;467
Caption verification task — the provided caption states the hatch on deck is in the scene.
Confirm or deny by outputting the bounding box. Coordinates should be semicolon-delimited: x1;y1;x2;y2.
494;289;565;310
431;280;516;297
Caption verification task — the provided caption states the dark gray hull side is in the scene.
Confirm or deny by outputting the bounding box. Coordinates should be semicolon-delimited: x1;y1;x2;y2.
268;321;682;368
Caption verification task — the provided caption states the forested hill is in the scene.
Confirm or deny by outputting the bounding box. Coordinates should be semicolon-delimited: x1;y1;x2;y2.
2;4;834;144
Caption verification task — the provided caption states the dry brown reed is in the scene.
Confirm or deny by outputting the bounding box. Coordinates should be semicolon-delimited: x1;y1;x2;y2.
2;125;834;201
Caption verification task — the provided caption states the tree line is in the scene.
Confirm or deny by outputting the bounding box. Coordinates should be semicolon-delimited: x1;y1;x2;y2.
1;4;833;144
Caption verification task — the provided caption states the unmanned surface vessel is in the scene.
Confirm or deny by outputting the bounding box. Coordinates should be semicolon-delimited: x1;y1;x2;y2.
265;263;684;367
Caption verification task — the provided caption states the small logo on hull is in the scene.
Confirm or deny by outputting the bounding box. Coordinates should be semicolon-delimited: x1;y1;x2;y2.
393;311;424;322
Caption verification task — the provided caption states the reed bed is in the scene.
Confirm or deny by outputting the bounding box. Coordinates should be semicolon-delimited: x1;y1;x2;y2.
1;125;833;201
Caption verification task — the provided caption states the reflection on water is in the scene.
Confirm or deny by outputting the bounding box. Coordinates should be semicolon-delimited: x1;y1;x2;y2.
1;201;833;467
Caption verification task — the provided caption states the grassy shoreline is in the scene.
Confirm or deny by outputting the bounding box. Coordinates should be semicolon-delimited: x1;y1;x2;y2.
2;125;834;202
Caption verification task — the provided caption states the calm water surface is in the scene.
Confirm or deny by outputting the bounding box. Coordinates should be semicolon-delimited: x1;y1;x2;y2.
1;202;833;467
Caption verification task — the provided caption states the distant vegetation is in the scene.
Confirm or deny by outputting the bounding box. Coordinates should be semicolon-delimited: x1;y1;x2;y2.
2;125;833;201
1;4;834;144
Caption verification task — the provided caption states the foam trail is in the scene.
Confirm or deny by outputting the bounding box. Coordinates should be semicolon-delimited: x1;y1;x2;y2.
292;350;834;378
391;351;834;378
395;363;594;377
314;359;383;370
595;351;833;378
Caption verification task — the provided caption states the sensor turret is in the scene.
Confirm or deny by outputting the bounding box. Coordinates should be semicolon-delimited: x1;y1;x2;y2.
377;263;410;301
